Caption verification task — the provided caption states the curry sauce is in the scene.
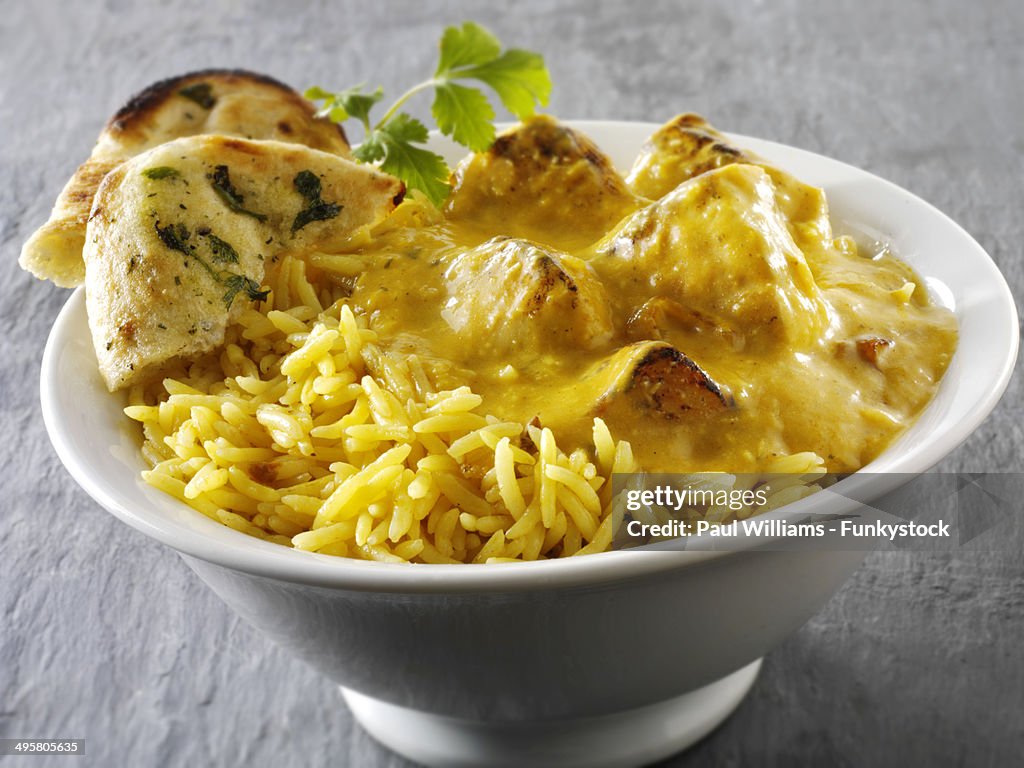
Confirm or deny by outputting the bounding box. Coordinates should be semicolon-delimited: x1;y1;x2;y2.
323;116;957;474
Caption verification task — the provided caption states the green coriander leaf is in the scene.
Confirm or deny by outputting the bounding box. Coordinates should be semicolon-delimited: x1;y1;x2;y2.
305;21;552;207
436;21;501;76
222;274;269;308
457;49;551;118
246;281;271;303
336;86;384;125
352;133;386;164
293;201;342;232
204;233;239;264
291;170;343;232
142;166;180;180
433;23;551;119
303;85;333;101
373;115;451;207
319;100;348;122
209;165;267;222
305;85;384;128
379;141;450;207
155;222;191;254
381;112;430;144
432;82;495;151
293;169;323;202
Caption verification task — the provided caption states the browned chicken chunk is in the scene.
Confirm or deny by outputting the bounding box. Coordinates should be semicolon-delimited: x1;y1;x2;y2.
585;341;731;420
444;115;640;250
627;113;752;200
441;236;614;357
597;163;831;349
624;296;734;343
625;113;837;263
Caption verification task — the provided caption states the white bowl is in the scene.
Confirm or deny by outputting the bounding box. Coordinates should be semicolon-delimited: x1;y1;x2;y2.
40;122;1018;768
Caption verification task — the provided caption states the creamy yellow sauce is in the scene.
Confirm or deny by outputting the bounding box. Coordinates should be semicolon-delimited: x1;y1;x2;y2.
312;122;957;475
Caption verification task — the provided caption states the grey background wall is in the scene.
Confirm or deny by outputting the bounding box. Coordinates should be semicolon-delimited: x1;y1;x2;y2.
1;1;1021;765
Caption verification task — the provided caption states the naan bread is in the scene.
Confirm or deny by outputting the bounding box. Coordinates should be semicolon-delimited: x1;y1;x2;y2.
86;135;403;391
21;69;350;287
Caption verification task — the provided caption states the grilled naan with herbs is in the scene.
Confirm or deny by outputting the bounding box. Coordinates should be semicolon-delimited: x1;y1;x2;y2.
85;135;402;391
21;70;350;287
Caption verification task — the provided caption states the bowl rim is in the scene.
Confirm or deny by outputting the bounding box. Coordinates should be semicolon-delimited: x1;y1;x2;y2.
40;120;1020;593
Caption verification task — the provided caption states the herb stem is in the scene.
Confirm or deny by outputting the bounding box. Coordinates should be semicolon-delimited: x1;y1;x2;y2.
374;79;440;130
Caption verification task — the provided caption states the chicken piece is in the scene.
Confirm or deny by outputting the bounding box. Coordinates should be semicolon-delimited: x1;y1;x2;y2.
626;113;836;260
627;113;751;200
441;237;614;356
834;336;895;369
21;69;350;287
584;341;731;420
86;135;403;391
595;163;831;348
444;115;640;250
624;296;733;343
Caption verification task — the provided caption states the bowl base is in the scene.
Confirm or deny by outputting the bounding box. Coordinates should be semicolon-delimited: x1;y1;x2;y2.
341;658;761;768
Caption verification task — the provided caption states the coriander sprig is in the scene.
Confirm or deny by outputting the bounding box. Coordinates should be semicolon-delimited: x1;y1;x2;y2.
305;21;552;207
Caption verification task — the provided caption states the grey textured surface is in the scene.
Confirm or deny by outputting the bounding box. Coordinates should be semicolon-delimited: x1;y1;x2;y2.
1;0;1022;766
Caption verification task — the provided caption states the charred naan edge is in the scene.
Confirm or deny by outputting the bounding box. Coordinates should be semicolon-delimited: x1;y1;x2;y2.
85;135;402;391
587;341;732;420
444;115;641;250
441;236;614;356
21;69;350;287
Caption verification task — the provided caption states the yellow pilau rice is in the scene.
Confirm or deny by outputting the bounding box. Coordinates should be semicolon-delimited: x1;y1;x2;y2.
125;253;826;563
124;254;645;564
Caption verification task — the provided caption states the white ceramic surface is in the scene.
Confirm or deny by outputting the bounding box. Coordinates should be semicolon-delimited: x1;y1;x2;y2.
40;122;1018;766
341;660;763;768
